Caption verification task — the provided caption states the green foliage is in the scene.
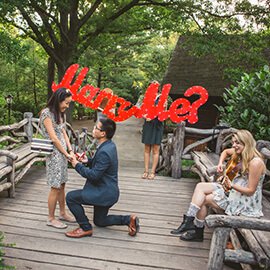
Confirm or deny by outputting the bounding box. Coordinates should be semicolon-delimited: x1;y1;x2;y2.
0;97;8;125
0;26;47;123
0;0;191;81
217;65;270;140
177;0;270;82
80;33;177;105
0;232;15;270
33;161;46;166
157;159;199;178
180;160;199;178
72;103;96;120
0;25;29;63
0;0;269;122
12;98;44;118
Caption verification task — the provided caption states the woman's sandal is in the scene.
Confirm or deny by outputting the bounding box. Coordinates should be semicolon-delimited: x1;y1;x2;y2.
148;172;155;180
47;219;67;229
59;214;76;223
141;171;149;179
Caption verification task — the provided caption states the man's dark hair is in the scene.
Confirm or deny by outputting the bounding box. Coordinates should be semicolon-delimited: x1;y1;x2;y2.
47;88;72;124
99;118;116;139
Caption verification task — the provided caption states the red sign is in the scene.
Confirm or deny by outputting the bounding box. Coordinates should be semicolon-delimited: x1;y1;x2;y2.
52;64;208;124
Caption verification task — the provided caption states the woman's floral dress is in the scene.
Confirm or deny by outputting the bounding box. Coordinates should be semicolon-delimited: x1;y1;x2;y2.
40;108;68;188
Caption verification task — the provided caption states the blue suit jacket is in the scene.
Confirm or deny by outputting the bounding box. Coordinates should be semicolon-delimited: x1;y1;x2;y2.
75;140;119;207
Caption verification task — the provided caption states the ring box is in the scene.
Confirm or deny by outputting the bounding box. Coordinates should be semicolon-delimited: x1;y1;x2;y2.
75;152;86;159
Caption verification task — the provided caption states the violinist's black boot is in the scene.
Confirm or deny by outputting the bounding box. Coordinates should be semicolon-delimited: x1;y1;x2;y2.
170;215;195;235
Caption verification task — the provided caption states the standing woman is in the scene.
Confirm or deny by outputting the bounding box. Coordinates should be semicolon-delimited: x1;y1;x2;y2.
141;94;164;180
40;88;75;228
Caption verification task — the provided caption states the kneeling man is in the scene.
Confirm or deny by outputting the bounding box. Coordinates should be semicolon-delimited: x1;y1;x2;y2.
66;117;139;238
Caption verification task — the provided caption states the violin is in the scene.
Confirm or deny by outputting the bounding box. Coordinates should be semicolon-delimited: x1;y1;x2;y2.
225;157;241;181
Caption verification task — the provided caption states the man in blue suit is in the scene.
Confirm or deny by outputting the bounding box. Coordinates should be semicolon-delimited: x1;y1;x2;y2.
65;117;139;238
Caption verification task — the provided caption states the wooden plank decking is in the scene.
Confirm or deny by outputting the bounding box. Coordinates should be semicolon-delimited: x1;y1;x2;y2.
0;118;235;270
0;166;217;270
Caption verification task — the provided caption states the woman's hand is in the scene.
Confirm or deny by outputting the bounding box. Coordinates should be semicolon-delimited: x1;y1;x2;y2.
65;150;75;161
217;163;224;173
69;156;79;168
142;114;152;121
65;154;73;161
69;151;76;159
222;176;232;192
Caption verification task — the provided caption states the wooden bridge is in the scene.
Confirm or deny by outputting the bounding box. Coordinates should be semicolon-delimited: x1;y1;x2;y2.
0;117;233;270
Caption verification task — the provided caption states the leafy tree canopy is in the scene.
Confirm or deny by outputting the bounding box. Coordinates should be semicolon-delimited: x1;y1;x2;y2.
178;0;270;81
0;25;29;63
0;0;269;122
2;0;267;79
0;1;188;78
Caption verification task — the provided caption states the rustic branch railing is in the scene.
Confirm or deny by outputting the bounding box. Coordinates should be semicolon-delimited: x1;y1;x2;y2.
158;122;232;178
159;121;270;200
0;112;95;197
206;214;270;270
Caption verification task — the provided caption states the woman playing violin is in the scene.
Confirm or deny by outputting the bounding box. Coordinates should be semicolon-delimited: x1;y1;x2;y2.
170;130;266;242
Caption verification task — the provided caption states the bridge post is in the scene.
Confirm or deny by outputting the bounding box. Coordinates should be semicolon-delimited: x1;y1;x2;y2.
24;112;33;142
171;121;185;179
81;127;88;151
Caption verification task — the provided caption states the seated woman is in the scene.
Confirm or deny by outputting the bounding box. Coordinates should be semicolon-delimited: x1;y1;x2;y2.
170;130;266;242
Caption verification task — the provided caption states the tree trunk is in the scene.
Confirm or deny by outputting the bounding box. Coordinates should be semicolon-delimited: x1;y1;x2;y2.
14;63;20;101
47;57;55;101
33;66;37;107
94;67;102;121
47;56;74;124
97;67;102;88
56;59;74;124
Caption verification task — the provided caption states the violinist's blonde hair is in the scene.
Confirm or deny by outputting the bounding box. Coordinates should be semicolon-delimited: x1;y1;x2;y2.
232;130;262;174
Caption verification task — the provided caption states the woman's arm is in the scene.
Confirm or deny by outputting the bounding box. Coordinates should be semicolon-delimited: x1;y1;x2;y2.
232;158;265;196
43;117;70;159
62;127;74;155
217;148;235;172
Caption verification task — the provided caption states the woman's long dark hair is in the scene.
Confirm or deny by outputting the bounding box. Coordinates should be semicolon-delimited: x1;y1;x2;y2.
47;88;72;124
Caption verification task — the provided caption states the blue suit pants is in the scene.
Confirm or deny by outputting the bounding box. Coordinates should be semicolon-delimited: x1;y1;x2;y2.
66;189;130;231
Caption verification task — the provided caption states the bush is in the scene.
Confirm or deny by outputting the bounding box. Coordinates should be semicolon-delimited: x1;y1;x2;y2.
0;96;45;125
217;65;270;140
72;103;96;120
12;98;45;118
0;232;15;269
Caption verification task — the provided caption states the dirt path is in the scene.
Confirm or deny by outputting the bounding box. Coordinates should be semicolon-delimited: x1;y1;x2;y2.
72;116;145;169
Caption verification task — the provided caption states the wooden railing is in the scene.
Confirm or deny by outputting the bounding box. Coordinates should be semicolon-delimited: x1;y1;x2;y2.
158;122;232;178
0;112;96;197
158;122;270;201
24;112;95;153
